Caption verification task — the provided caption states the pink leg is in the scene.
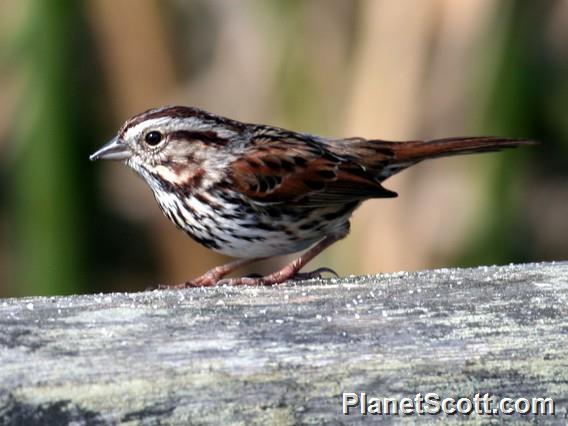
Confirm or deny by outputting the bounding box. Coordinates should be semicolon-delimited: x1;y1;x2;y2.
165;257;263;288
219;228;348;286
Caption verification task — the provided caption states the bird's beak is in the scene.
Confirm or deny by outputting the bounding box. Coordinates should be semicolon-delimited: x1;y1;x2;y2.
89;137;131;161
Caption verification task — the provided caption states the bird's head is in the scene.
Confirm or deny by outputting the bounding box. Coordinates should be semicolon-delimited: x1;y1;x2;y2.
90;106;241;189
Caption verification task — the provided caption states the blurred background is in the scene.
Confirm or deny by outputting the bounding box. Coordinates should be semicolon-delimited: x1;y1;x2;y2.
0;0;566;297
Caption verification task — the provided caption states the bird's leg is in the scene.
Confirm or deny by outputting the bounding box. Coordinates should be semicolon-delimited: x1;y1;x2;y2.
219;227;349;286
162;258;263;288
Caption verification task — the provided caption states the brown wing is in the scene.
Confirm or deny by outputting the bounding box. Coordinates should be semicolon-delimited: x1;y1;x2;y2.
229;136;397;205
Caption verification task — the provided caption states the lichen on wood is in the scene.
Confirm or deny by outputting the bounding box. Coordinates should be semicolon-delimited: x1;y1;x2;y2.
0;262;567;424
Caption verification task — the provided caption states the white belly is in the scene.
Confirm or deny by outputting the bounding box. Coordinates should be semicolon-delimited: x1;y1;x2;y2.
154;189;351;258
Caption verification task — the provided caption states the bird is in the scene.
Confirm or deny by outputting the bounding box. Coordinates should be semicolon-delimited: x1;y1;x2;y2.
90;106;534;287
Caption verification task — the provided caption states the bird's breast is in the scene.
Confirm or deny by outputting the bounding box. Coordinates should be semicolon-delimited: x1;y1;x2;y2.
152;188;356;258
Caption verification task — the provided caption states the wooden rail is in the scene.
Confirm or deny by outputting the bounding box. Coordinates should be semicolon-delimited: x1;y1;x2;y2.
1;262;567;423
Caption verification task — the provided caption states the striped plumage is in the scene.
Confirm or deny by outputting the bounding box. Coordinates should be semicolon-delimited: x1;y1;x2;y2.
90;106;535;287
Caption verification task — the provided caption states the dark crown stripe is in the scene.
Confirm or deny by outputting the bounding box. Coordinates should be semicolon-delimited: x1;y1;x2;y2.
121;106;246;136
121;106;200;134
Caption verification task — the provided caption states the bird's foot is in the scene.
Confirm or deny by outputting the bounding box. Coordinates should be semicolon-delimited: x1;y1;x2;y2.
150;266;339;289
217;266;339;287
150;272;220;289
293;267;339;281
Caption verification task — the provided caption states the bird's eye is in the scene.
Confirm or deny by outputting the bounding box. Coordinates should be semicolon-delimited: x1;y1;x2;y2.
145;131;163;146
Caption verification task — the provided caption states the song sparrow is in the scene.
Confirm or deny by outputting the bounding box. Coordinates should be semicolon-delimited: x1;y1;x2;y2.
90;106;534;287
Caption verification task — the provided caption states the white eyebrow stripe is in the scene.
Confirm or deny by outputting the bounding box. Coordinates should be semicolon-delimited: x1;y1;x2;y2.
123;116;226;141
123;117;171;140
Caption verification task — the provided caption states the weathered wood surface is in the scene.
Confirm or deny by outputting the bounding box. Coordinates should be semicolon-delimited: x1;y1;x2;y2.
0;262;567;424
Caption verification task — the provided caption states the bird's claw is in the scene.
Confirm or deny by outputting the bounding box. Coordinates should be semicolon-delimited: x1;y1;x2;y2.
149;266;339;289
292;267;339;281
148;278;216;289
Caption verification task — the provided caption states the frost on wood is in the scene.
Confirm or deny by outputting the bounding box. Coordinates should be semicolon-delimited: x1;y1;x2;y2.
0;262;567;424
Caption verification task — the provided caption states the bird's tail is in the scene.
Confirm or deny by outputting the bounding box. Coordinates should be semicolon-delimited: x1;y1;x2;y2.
388;136;535;162
363;136;536;181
